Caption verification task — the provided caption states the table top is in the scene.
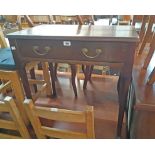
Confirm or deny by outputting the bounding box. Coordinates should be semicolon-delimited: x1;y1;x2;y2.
7;25;139;42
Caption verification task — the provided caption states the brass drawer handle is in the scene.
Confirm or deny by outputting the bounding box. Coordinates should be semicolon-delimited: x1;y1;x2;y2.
33;46;51;56
81;48;103;59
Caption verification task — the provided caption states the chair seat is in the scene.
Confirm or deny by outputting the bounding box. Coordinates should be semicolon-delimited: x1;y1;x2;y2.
0;48;16;70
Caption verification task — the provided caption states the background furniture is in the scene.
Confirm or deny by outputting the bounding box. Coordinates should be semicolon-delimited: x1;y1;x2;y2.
142;32;155;69
0;25;52;124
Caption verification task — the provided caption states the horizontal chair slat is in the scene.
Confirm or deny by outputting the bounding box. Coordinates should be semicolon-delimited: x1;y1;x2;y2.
41;126;87;139
0;133;21;139
28;79;45;85
0;119;17;130
0;70;17;80
35;107;86;123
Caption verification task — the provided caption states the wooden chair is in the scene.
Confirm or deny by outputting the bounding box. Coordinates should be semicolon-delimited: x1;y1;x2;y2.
138;15;155;55
132;15;143;26
24;99;95;139
0;25;52;124
0;96;30;138
142;32;155;69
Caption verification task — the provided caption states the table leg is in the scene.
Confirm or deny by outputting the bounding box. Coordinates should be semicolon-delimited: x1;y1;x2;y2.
19;63;32;99
54;63;58;81
49;62;57;97
88;65;94;82
117;74;132;138
83;65;90;89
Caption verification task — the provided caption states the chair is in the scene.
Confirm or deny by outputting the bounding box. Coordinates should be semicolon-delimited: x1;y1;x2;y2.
142;32;155;69
0;96;30;138
24;99;95;139
138;15;155;55
147;67;155;85
51;15;88;97
0;25;52;124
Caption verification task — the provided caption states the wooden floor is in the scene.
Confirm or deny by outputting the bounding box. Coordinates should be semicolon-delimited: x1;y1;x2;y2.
34;45;155;139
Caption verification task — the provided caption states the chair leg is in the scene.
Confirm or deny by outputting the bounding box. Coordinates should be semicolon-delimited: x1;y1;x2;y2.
82;65;94;82
49;62;57;97
70;64;77;97
29;68;37;93
41;62;52;96
143;33;155;69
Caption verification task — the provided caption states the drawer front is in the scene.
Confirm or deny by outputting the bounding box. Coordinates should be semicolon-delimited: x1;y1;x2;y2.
16;39;128;63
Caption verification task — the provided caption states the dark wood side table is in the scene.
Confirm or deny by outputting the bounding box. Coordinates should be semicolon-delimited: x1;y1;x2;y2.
7;25;139;138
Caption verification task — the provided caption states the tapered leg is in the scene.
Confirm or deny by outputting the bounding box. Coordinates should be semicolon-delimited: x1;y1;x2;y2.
70;64;77;97
147;67;155;84
143;33;155;69
54;63;58;81
88;65;94;82
82;65;94;82
42;62;52;96
49;62;57;97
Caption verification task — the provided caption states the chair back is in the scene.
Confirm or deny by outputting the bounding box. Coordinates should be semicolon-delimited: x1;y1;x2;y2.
0;96;30;138
24;99;95;139
0;26;8;48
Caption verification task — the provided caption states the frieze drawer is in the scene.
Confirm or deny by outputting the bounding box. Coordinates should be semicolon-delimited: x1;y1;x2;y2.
16;39;128;63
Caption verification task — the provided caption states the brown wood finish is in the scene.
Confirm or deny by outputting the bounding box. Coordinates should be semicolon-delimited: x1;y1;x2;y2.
139;16;148;42
0;96;30;138
138;16;155;55
7;24;139;138
24;98;95;139
147;67;155;85
143;32;155;69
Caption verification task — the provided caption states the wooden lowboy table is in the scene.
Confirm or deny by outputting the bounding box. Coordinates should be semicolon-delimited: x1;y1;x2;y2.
7;25;139;138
